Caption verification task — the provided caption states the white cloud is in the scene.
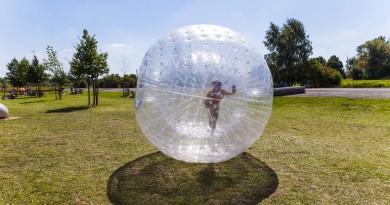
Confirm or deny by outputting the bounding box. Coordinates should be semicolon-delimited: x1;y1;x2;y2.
104;43;130;48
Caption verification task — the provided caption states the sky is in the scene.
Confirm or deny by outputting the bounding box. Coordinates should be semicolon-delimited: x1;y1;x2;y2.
1;0;390;77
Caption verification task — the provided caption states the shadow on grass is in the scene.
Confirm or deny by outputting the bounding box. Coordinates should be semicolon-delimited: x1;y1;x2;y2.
46;106;90;113
20;99;52;104
107;152;278;204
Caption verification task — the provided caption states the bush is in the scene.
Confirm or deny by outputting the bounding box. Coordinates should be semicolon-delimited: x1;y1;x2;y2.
320;67;342;87
304;60;342;88
349;67;364;80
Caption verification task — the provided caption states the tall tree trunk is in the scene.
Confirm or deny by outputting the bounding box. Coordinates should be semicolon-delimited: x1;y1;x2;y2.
96;79;99;106
59;84;62;100
54;85;57;100
37;83;41;97
87;79;91;106
92;79;96;106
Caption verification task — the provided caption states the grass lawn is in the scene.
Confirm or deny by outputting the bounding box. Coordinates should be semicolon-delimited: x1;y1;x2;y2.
0;92;389;204
341;79;390;88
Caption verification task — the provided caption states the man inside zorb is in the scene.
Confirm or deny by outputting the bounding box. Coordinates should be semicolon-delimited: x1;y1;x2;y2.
204;80;236;130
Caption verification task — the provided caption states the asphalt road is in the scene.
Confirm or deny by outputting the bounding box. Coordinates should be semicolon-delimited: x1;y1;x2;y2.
297;88;390;98
97;88;390;99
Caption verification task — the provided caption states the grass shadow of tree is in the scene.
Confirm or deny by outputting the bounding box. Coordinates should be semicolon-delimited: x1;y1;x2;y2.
20;99;53;104
107;152;278;204
46;106;90;113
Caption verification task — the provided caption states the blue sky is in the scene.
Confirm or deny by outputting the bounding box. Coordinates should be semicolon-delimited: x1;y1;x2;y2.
1;0;390;77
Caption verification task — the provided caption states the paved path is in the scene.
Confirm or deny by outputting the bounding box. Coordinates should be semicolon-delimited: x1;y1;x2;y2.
296;88;390;98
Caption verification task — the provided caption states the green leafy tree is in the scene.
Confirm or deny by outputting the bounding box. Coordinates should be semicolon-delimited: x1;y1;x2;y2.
326;55;346;78
98;73;137;89
67;72;84;88
346;57;356;72
70;29;109;106
5;58;20;87
18;58;30;87
304;59;342;87
6;58;29;88
99;74;122;88
26;55;48;92
264;18;313;86
312;56;326;65
346;57;360;79
123;74;137;88
351;36;390;79
44;46;68;100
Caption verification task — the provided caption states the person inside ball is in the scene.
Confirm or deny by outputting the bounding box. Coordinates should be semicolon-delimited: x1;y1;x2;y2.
204;80;236;130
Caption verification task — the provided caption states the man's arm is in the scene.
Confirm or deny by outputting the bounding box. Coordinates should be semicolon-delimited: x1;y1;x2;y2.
222;85;236;96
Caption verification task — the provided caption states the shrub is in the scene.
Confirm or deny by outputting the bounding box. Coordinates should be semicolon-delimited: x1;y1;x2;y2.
304;59;342;88
320;67;342;87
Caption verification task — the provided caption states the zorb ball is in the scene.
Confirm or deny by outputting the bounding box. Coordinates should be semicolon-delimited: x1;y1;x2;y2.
0;103;9;119
135;25;273;163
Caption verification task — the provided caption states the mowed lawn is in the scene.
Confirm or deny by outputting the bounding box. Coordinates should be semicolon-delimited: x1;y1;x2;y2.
0;92;389;204
341;79;390;88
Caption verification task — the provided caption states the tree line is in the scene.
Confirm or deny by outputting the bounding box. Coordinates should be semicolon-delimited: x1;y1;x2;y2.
3;20;390;92
264;19;344;87
347;36;390;80
98;73;137;88
264;18;390;87
3;29;136;106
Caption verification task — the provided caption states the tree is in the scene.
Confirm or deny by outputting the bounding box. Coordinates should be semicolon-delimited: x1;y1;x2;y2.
70;29;109;106
5;58;28;88
264;18;313;85
346;57;361;79
67;72;84;88
123;74;137;88
326;55;346;78
350;36;390;79
303;58;342;87
44;46;68;100
346;57;356;72
97;73;137;89
26;55;48;92
312;56;326;65
18;58;30;87
99;74;122;88
5;58;20;87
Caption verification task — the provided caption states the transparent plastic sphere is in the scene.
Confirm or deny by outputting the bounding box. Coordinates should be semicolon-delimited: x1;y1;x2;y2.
135;25;273;163
0;103;9;119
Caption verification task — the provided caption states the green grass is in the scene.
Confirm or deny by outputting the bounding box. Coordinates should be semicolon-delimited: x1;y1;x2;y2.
260;97;390;204
0;93;389;204
341;79;390;87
